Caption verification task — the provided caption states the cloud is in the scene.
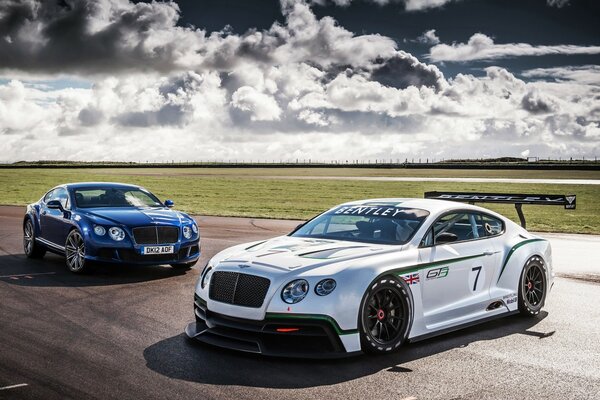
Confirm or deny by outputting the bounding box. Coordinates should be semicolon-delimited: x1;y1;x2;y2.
0;0;598;162
429;33;600;62
546;0;569;8
521;65;600;85
416;29;440;45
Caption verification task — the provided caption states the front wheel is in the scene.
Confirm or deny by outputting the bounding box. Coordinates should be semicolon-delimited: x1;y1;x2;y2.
24;219;46;258
518;256;547;316
359;276;412;354
65;230;91;274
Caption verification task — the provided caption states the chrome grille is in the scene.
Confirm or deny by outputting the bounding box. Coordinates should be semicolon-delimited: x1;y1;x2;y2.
209;272;270;308
132;226;178;244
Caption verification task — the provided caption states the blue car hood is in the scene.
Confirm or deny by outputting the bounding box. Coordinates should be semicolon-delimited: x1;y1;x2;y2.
80;207;190;227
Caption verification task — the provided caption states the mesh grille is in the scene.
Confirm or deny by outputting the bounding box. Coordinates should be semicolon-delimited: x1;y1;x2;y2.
132;226;179;244
209;271;270;308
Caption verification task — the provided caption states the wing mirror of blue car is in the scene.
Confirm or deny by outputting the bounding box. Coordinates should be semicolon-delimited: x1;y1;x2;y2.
436;232;458;244
46;200;64;211
164;199;174;208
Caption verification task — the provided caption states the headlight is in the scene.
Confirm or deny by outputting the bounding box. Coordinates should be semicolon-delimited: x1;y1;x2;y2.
183;225;192;239
93;225;106;236
281;279;309;304
191;223;198;234
315;279;336;296
108;227;125;241
200;265;212;289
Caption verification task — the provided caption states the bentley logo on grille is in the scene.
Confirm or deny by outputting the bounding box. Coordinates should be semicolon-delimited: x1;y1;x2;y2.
238;264;251;269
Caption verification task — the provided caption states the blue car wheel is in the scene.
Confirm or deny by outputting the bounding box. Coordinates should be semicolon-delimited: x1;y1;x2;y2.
65;230;91;274
23;219;46;259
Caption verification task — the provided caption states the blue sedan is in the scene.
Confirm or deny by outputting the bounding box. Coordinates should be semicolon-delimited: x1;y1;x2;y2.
23;182;200;273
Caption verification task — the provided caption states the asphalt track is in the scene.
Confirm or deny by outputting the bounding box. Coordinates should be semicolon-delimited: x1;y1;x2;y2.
1;206;599;400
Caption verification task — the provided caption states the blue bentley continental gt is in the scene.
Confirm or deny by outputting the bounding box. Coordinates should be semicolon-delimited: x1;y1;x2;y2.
23;182;200;273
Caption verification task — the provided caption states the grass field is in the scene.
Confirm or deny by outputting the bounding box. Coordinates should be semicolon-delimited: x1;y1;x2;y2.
1;168;598;234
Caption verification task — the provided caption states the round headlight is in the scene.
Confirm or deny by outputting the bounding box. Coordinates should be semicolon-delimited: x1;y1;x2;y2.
200;266;212;289
191;223;198;234
315;279;336;296
183;225;192;239
281;279;309;304
108;227;125;241
93;225;106;236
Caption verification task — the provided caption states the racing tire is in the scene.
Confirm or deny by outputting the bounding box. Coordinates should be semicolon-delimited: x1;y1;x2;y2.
359;275;413;354
23;219;46;258
518;256;547;317
65;230;92;274
170;261;196;270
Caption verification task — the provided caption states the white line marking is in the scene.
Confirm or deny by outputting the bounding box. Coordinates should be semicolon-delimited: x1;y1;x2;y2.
400;397;417;400
0;272;56;279
0;383;28;390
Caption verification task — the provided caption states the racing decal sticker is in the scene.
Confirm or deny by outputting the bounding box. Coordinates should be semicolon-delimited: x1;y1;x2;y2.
426;266;449;280
401;273;420;285
334;205;410;217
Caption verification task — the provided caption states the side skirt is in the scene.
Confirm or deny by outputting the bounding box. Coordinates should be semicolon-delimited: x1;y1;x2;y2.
408;310;519;343
36;237;65;255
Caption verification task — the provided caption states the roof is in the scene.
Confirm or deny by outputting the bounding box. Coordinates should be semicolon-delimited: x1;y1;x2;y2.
60;182;143;190
339;198;485;214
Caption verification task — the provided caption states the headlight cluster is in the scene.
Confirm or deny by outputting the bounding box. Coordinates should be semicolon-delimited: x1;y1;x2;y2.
183;223;198;239
281;278;336;304
94;225;125;241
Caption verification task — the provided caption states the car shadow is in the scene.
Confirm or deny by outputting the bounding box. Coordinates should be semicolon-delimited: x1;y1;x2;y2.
143;311;550;389
0;253;195;287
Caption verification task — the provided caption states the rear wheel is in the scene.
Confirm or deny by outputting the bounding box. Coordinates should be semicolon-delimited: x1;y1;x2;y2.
23;219;46;258
518;256;547;316
359;276;412;354
65;230;91;274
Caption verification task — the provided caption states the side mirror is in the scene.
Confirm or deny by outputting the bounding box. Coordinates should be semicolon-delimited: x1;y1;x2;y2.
46;200;64;211
436;232;458;244
164;199;174;208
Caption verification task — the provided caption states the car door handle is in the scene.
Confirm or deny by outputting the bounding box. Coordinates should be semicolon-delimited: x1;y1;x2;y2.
483;250;498;256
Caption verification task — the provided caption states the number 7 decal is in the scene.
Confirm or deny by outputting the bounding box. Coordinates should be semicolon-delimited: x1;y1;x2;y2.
471;266;482;291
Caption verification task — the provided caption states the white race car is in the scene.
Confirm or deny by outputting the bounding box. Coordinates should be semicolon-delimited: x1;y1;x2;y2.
186;195;557;358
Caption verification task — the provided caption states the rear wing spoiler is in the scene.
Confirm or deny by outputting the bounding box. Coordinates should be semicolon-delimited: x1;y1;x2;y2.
424;191;576;229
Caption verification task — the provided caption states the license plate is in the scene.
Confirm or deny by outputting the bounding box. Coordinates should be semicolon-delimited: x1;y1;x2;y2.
142;245;174;255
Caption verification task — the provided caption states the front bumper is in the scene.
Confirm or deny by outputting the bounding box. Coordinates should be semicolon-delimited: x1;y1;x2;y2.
185;295;361;358
86;241;200;265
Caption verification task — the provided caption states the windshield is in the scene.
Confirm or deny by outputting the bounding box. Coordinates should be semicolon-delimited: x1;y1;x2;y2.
291;205;430;245
73;187;163;208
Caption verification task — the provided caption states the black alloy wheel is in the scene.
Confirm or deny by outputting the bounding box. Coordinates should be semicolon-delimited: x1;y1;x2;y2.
360;276;412;354
518;256;547;316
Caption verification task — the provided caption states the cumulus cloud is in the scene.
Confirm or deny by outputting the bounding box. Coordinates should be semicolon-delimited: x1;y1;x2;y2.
0;0;598;162
546;0;569;8
522;65;600;85
416;29;440;45
429;33;600;62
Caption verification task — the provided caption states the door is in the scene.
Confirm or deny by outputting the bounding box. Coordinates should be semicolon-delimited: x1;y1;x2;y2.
40;187;72;246
418;212;500;329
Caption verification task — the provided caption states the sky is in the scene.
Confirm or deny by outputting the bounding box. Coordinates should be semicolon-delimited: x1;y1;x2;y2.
0;0;598;162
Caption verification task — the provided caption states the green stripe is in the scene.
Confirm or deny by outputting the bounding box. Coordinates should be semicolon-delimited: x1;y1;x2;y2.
391;253;488;277
265;313;359;335
497;238;546;282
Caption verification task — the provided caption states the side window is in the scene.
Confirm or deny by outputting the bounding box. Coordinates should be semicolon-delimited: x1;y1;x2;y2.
482;214;504;236
43;189;55;203
53;188;70;210
435;213;474;242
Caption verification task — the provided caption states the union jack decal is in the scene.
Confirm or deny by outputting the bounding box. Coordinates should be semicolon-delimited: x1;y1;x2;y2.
402;273;420;285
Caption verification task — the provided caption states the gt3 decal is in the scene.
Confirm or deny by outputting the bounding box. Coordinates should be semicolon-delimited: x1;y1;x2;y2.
426;266;449;280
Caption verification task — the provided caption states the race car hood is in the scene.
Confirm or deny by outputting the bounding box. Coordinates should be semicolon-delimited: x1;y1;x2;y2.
213;236;401;274
78;207;191;227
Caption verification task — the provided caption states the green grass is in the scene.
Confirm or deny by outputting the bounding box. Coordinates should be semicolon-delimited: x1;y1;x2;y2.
1;168;598;234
